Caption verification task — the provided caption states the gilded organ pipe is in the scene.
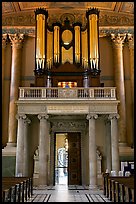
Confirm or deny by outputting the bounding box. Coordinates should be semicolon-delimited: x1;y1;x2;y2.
86;8;100;71
54;25;60;63
35;8;48;71
74;25;81;64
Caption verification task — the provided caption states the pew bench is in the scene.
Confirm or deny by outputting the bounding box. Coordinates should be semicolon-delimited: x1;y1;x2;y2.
103;173;134;202
2;177;33;202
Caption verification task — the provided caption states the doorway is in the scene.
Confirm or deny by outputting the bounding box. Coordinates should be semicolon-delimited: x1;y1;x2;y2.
54;132;81;185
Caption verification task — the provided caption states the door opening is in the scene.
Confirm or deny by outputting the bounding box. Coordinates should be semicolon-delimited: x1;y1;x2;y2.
54;132;81;185
55;133;68;185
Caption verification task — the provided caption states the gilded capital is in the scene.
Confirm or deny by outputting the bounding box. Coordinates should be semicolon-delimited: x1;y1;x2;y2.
86;114;98;120
2;34;8;48
38;114;49;120
127;33;134;49
111;33;126;48
9;33;25;49
108;113;120;120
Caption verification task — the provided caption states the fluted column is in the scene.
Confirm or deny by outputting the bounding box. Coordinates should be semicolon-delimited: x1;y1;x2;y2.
7;34;25;147
2;34;8;147
86;113;98;189
105;120;111;173
15;114;26;176
23;118;31;177
38;114;49;185
111;33;127;146
127;33;134;147
108;114;120;172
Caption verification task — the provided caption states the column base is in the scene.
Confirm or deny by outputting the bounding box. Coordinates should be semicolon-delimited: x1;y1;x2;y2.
2;145;16;156
88;184;98;190
119;142;127;147
6;142;17;147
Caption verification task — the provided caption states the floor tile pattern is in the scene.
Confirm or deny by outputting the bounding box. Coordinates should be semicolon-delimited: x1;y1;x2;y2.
27;185;112;202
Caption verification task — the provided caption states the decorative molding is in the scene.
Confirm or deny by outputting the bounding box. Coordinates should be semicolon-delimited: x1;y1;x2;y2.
2;11;134;27
2;26;134;37
51;120;86;132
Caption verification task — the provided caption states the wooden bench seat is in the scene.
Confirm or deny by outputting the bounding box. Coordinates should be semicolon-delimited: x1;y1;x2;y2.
2;177;33;202
103;173;134;202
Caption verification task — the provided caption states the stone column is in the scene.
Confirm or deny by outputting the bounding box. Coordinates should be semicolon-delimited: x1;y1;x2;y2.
127;34;134;106
7;34;25;147
15;114;26;176
23;117;31;177
50;131;55;185
108;114;120;173
38;114;49;185
127;33;134;146
111;33;127;146
2;34;8;101
86;113;98;189
2;34;8;147
105;120;111;173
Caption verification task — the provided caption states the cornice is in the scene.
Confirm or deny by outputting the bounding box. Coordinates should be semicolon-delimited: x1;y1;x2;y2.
2;26;134;37
2;10;134;27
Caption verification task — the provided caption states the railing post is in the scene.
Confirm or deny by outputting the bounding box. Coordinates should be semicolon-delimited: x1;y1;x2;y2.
89;88;94;98
111;88;116;98
20;88;24;98
42;88;46;98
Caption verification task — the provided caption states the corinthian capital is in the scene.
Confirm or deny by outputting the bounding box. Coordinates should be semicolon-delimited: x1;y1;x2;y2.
2;34;8;48
9;33;25;49
111;33;126;47
127;33;134;49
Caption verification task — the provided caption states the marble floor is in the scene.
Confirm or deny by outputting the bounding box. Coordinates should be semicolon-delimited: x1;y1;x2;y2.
27;184;112;202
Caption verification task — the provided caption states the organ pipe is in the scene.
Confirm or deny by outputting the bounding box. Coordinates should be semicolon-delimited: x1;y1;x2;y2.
74;24;81;64
86;8;100;71
35;8;48;71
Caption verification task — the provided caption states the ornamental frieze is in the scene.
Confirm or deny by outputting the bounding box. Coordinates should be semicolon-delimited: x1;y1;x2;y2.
2;27;134;37
2;11;133;27
51;121;86;132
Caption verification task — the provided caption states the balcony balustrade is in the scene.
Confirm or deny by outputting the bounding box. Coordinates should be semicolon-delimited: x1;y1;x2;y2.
19;87;116;100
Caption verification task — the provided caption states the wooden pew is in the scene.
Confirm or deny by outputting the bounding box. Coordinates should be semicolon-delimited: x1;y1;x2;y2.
2;177;33;202
103;173;134;202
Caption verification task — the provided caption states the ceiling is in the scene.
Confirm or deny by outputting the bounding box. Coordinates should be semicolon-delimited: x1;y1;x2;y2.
2;2;134;28
2;2;134;15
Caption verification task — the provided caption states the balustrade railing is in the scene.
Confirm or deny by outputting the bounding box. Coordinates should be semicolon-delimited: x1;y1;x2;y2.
19;87;116;100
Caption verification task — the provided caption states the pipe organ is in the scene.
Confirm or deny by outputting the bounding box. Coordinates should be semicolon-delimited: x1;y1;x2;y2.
34;8;101;87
